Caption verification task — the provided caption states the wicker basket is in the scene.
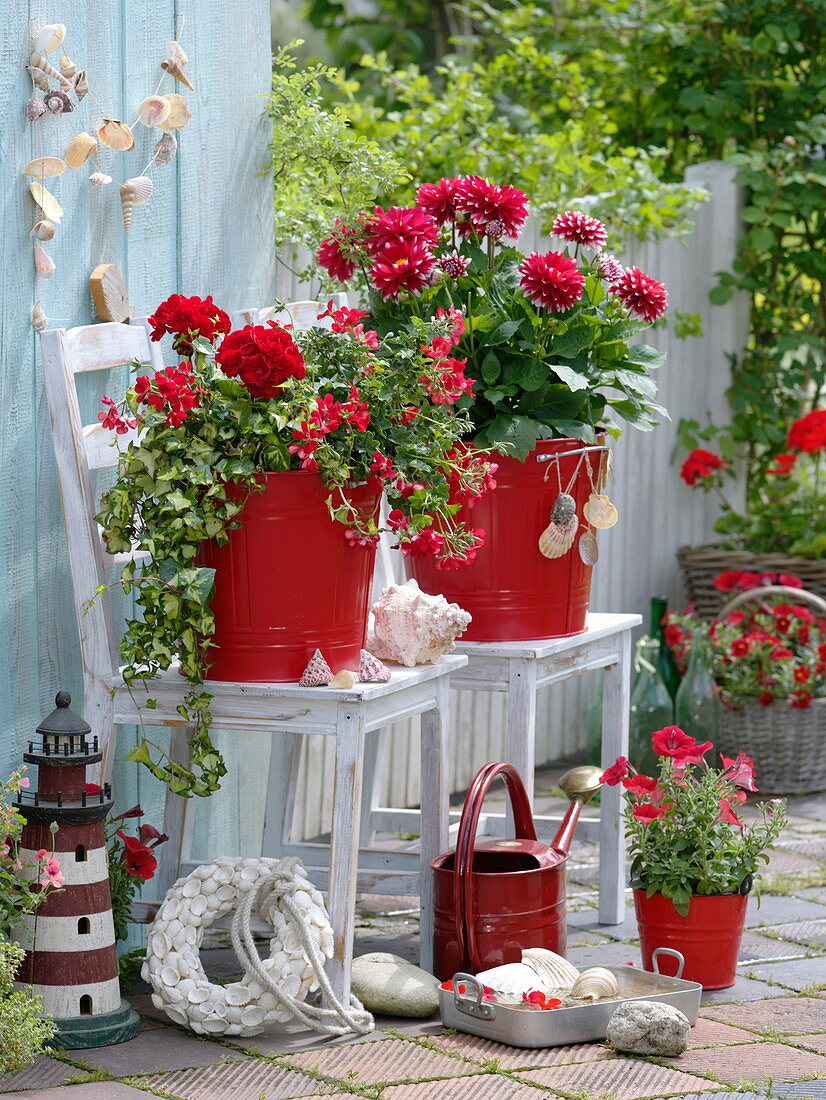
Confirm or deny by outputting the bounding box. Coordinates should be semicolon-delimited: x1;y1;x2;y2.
715;585;826;794
677;543;826;620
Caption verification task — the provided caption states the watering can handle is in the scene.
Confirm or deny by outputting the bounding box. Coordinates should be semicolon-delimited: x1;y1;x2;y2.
452;762;538;970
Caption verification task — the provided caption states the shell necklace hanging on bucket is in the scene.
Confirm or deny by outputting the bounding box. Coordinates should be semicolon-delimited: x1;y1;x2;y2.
537;448;619;563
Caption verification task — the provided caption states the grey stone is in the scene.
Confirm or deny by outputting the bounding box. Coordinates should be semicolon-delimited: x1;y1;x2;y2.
350;952;440;1018
606;998;691;1056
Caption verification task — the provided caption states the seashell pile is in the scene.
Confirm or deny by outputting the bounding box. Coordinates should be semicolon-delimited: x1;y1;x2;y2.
142;856;335;1037
368;579;471;667
473;950;619;1007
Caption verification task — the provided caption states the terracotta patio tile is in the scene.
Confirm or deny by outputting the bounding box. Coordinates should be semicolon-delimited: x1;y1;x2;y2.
739;931;812;963
66;1026;247;1075
514;1057;718;1098
792;1034;826;1054
415;1033;617;1070
382;1076;552;1099
687;1018;762;1047
0;1055;77;1092
669;1042;826;1086
136;1059;324;1100
0;1085;165;1099
703;996;826;1034
280;1036;485;1085
762;922;826;949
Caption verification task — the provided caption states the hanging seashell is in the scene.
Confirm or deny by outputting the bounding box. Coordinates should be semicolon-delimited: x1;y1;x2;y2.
29;51;72;87
550;492;577;526
26;96;47;121
58;55;77;78
157;93;191;131
71;70;89;99
579;530;599;565
29;181;63;223
538;514;577;559
582;492;618;530
88;171;113;187
23;156;66;179
45;89;73;114
34;245;55;278
32;23;66;53
153;131;177;165
328;669;358;689
299;649;333;686
368;579;471;667
28;68;51;92
30;302;48;332
357;648;391;683
64;132;97;167
569;967;619;1002
137;95;171;127
97;119;135;151
521;949;580;997
30;219;55;241
161;40;194;90
597;448;614;492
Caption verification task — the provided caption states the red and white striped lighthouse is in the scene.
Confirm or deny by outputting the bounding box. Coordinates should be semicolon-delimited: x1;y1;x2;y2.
14;691;139;1048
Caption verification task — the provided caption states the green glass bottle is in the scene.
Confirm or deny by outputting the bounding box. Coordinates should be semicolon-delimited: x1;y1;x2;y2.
651;595;681;702
629;636;673;776
674;623;720;743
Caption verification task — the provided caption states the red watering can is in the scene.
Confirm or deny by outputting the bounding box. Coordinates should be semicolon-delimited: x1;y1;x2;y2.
430;761;602;980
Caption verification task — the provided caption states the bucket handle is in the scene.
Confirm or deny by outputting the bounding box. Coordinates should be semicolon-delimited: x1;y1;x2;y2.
651;947;685;979
453;762;538;970
450;972;496;1020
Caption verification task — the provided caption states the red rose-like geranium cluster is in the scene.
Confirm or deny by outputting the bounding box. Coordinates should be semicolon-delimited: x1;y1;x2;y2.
148;294;231;353
679;447;728;486
216;322;306;399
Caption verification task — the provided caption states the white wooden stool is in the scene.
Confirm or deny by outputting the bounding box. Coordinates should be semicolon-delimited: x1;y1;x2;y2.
365;613;640;926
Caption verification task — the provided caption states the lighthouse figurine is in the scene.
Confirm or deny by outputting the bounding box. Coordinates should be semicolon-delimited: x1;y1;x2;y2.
14;691;139;1047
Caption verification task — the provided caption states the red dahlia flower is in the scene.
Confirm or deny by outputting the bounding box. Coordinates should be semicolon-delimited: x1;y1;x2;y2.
148;294;231;354
519;251;585;312
416;177;464;224
552;211;608;249
369;239;435;300
365;205;439;255
453;176;529;238
597;253;625;288
317;218;365;282
216;322;306;399
788;410;826;453
613;266;668;323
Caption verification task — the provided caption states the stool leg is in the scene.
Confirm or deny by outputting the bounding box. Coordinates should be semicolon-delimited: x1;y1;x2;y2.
505;659;538;830
261;732;302;855
325;706;366;1006
358;728;386;848
418;678;451;973
599;633;632;924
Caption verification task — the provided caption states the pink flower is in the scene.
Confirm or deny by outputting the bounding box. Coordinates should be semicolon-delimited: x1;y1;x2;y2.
519;251;585;312
597;253;626;287
552;211;608;248
613;266;668;323
369;239;436;300
453;176;529;238
41;858;64;887
35;848;49;861
720;750;758;791
17;776;30;789
365;205;439;255
438;252;470;279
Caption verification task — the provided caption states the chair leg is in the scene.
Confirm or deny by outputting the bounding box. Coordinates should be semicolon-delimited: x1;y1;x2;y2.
418;678;451;974
261;732;303;856
324;706;366;1006
598;633;632;925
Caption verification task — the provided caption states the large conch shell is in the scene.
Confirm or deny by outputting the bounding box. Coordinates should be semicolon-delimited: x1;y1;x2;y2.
161;40;194;90
569;967;619;1002
120;176;153;233
367;579;471;667
521;949;580;997
23;156;66;178
157;93;191;131
97;119;135;151
65;132;97;166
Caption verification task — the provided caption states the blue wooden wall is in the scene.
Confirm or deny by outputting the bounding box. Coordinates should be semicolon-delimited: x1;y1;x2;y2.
0;1;274;786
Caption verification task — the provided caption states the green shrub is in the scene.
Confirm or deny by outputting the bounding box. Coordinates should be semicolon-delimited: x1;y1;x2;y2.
0;938;55;1077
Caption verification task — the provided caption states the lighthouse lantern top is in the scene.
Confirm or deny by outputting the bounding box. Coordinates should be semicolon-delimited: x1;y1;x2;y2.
37;691;92;739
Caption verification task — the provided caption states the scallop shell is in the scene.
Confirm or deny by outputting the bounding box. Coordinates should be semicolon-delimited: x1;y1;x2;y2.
368;579;471;667
569;966;618;1002
157;93;191;131
31;219;55;241
328;669;357;689
161;40;194;90
299;648;333;686
24;156;66;179
29;181;63;223
32;23;66;53
538;515;577;559
88;171;112;187
358;648;391;683
59;55;77;78
65;132;97;167
45;90;73;114
475;962;546;998
579;531;599;565
137;95;171;127
521;949;580;996
97;119;135;151
30;302;48;332
26;96;47;121
582;493;618;530
72;71;89;99
550;492;576;526
153;131;178;165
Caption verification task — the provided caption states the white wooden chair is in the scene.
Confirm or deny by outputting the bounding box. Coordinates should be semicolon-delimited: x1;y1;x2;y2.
39;312;462;1002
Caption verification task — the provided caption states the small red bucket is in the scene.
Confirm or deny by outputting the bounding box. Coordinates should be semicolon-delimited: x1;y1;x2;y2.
431;762;585;981
634;888;748;990
198;472;379;682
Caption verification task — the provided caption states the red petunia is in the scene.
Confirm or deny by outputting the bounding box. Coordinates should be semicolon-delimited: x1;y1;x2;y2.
519;251;585;312
365;205;439;254
369;239;436;300
680;448;727;487
788;410;826;454
622;774;661;797
416;177;464;225
651;726;698;759
216;322;305;399
552;211;608;249
720;750;757;792
453;176;529;238
632;801;673;824
116;831;157;881
612;266;668;323
715;796;745;829
600;756;631;786
148;294;231;354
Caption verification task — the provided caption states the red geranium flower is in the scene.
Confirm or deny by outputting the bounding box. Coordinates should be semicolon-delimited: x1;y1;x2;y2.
788;410;826;453
216;322;305;399
365;205;439;254
600;756;631;786
632;801;673;823
552;211;608;248
612;266;668;322
767;452;797;476
148;294;231;354
116;831;157;881
398;527;446;559
680;449;727;487
519;251;585;312
369;239;436;300
453;176;529;238
416;177;464;224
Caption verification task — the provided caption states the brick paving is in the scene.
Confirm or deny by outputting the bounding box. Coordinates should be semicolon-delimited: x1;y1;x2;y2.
5;779;826;1099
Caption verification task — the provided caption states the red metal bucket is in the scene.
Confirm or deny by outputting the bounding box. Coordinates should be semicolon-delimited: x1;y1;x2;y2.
410;439;602;641
634;888;748;990
198;472;379;682
431;762;582;980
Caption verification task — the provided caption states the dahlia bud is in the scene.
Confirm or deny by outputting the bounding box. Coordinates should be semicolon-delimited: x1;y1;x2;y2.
485;219;505;239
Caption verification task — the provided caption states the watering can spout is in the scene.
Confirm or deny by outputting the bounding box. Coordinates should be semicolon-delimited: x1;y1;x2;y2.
551;764;603;856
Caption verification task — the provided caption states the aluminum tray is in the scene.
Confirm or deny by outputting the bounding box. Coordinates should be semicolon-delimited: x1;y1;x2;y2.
439;949;702;1048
